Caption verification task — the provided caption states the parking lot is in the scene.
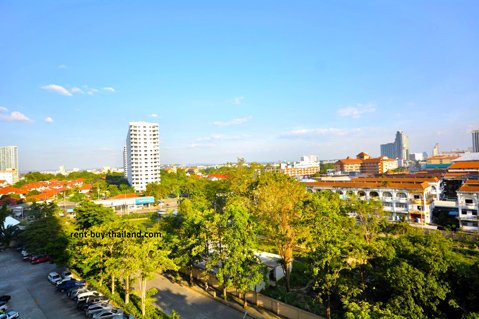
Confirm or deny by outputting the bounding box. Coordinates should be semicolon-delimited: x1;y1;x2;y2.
0;249;83;319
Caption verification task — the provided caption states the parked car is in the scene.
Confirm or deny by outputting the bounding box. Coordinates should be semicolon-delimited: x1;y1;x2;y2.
75;291;101;302
77;297;109;310
0;301;7;311
92;308;123;319
57;280;85;292
112;314;135;319
31;255;50;264
0;296;10;303
55;277;71;286
61;270;72;280
69;287;91;299
86;304;112;318
0;310;19;319
47;272;62;284
22;254;32;262
67;286;89;298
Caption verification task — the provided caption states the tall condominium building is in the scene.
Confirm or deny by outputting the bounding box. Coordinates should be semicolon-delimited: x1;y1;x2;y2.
380;131;409;160
0;146;18;171
0;146;19;183
125;122;160;191
473;130;479;152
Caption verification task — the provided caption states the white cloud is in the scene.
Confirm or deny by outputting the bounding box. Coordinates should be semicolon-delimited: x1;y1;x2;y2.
233;96;244;105
0;110;31;122
41;84;115;96
189;143;216;149
281;127;363;138
58;64;67;69
0;106;8;113
196;134;251;142
337;104;376;118
70;87;84;94
149;113;159;118
86;88;99;96
213;116;252;127
45;116;54;124
41;84;72;96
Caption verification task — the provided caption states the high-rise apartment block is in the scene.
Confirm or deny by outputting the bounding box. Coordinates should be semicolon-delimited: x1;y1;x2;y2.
0;146;19;184
125;122;160;191
473;130;479;152
380;131;409;161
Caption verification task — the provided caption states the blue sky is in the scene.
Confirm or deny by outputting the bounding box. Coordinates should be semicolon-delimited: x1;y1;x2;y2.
1;1;478;171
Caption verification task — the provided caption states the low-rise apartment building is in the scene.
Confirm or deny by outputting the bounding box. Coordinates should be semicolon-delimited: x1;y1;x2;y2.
334;152;398;175
457;180;479;231
305;176;441;224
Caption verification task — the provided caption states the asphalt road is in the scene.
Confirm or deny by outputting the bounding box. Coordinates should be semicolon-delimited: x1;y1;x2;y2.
151;274;249;319
0;249;84;319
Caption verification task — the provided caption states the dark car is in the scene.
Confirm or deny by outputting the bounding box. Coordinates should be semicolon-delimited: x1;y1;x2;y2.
31;255;50;264
57;280;85;292
0;295;10;303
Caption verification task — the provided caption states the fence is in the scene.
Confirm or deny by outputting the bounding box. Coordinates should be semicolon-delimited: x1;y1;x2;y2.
184;268;324;319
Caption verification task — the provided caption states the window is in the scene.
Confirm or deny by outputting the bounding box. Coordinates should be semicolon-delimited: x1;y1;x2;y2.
465;199;473;205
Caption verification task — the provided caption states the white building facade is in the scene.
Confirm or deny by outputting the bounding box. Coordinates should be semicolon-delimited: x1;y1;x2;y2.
0;146;19;183
125;122;160;191
457;180;479;231
305;177;441;224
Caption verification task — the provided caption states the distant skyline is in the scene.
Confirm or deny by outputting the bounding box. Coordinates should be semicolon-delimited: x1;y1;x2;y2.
1;1;478;171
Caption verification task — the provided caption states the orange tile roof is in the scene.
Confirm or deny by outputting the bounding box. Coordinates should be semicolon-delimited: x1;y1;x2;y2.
0;187;26;195
428;155;460;160
108;193;138;200
458;185;479;192
448;161;479;170
337;159;363;164
304;181;430;190
354;177;439;183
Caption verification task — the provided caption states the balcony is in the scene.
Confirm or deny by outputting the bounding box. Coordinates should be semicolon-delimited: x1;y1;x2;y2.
459;214;478;221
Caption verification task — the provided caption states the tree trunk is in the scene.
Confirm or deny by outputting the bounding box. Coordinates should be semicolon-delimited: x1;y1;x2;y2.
125;276;130;304
326;293;331;319
243;293;248;308
223;287;227;301
111;274;115;295
189;268;193;286
141;277;147;316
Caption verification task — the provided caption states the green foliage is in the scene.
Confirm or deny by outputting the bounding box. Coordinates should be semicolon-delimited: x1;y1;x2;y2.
74;200;116;229
253;172;308;291
209;200;264;301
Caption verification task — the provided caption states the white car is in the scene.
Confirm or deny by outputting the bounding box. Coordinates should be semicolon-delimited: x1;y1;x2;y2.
76;291;102;302
0;310;19;319
61;270;72;280
47;272;62;284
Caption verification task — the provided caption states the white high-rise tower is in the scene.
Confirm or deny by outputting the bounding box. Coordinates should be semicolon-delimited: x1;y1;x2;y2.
125;122;160;191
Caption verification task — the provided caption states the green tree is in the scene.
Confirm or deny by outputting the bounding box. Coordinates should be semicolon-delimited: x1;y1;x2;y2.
131;225;177;316
74;201;116;230
166;198;207;285
306;192;360;319
253;172;307;291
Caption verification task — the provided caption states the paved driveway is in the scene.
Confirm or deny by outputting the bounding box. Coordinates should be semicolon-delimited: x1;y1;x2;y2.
0;249;83;319
151;274;249;319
